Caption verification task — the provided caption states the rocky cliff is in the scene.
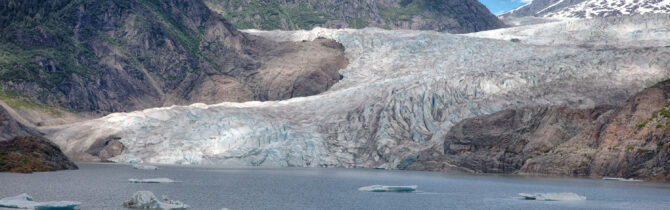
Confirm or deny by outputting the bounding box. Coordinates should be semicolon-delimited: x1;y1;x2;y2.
522;81;670;181
411;81;670;181
204;0;505;33
0;136;78;173
0;0;346;113
0;102;42;141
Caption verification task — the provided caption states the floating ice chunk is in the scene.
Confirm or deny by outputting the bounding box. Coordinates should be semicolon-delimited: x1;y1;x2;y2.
123;191;188;209
518;192;586;201
133;164;159;170
0;193;80;209
603;177;643;182
358;185;418;192
129;178;178;183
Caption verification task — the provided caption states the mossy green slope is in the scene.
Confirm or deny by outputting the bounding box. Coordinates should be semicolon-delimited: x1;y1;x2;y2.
204;0;504;33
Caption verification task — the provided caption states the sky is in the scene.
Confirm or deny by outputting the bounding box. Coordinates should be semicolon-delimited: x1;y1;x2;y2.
479;0;532;15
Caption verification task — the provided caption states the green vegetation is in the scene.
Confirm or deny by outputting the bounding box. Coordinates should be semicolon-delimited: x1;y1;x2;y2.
0;0;95;90
205;0;440;30
0;90;63;115
657;123;664;128
638;121;648;128
378;0;432;22
208;0;335;30
347;18;368;29
660;108;670;118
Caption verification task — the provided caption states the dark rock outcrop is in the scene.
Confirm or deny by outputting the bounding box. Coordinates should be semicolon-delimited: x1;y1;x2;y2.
411;81;670;181
522;81;670;181
0;136;78;173
0;0;347;114
205;0;505;33
410;106;613;173
0;103;42;141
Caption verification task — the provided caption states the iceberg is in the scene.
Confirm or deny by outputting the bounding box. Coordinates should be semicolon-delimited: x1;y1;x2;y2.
0;193;80;209
129;178;178;183
603;177;643;182
358;185;418;192
518;192;586;201
133;164;159;170
123;191;188;209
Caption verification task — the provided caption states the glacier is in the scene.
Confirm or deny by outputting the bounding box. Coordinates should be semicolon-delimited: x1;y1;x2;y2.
44;15;670;169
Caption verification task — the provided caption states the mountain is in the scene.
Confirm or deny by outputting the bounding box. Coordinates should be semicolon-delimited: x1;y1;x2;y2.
203;0;505;33
0;0;346;113
501;0;670;18
45;14;670;179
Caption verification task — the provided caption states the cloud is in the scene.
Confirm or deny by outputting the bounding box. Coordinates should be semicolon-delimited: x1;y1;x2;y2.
518;0;533;3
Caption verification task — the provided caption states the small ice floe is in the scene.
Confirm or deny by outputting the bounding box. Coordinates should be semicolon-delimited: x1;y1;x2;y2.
518;192;586;201
603;177;643;182
132;164;159;170
123;191;188;209
358;185;418;192
129;178;178;183
0;193;80;209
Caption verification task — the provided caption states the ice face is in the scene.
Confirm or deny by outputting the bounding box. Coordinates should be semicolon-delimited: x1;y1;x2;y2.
129;178;178;183
0;193;80;209
46;15;670;169
518;192;587;201
123;191;188;210
358;185;418;192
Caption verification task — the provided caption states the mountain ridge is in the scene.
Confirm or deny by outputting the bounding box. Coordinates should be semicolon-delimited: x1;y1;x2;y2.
0;0;347;114
502;0;670;18
204;0;505;33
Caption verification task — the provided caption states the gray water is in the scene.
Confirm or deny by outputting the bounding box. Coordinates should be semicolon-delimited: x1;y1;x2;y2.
1;163;669;210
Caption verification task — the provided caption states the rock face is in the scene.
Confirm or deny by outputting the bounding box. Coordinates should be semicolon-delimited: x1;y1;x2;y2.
522;81;670;181
204;0;505;33
410;106;613;173
411;81;670;181
501;0;670;18
0;103;42;141
0;0;346;113
0;136;78;173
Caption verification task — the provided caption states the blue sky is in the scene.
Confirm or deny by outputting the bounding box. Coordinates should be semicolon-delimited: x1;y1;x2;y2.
479;0;532;15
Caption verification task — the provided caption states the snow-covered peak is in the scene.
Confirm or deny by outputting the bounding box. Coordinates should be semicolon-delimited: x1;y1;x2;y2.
501;0;670;18
548;0;670;18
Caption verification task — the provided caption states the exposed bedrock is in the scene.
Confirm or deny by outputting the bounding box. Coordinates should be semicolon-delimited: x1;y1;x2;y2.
0;136;78;173
411;81;670;181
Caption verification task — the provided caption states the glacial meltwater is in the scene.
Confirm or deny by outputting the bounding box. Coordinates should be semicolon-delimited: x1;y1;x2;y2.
1;163;669;210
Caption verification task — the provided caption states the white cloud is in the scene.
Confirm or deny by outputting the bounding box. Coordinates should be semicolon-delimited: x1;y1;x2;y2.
518;0;533;3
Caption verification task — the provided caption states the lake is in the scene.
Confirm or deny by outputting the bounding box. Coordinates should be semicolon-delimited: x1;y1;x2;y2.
1;163;669;209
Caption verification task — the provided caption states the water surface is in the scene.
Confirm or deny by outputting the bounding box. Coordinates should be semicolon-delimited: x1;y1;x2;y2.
1;163;669;209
